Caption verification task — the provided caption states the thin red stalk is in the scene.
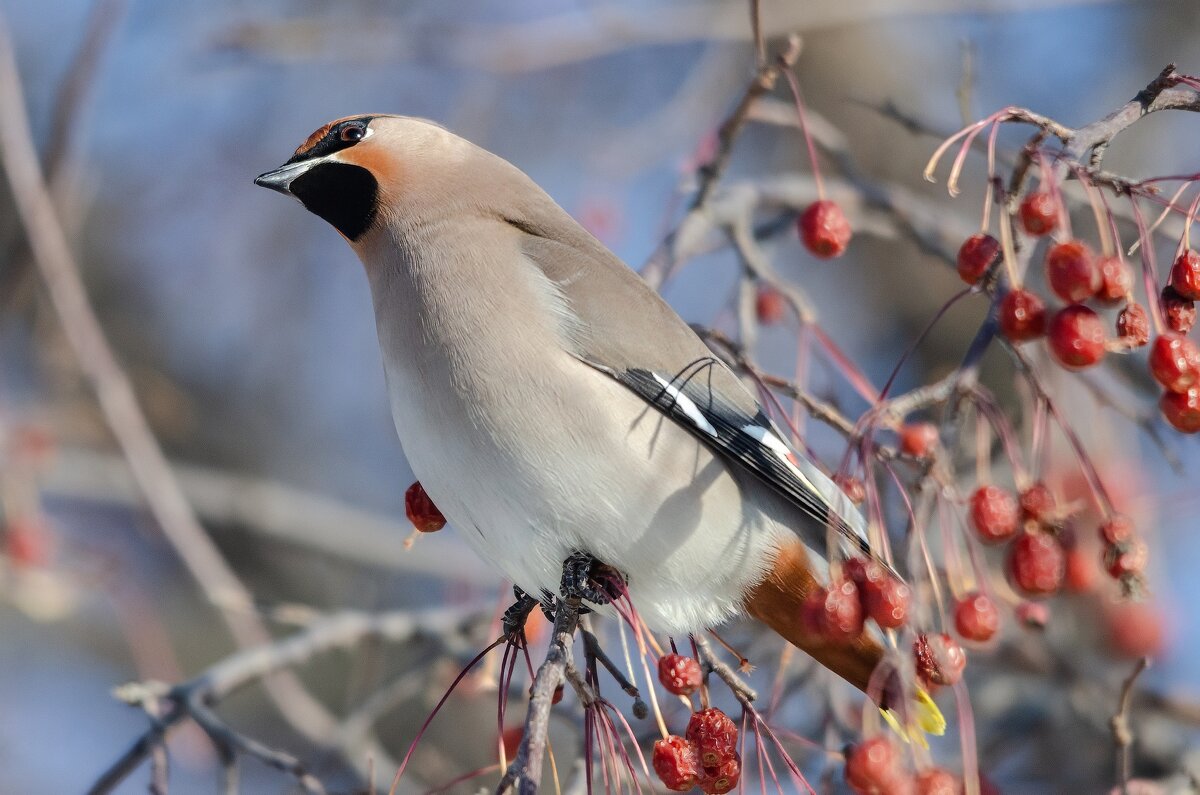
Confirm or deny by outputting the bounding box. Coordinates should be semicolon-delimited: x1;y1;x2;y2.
952;679;981;795
879;286;973;400
811;325;881;404
423;763;502;795
778;66;826;199
1128;195;1167;334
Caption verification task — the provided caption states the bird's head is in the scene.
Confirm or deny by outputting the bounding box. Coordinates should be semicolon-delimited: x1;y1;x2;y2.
255;115;478;243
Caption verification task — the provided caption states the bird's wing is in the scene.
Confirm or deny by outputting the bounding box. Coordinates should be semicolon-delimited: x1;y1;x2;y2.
516;228;893;576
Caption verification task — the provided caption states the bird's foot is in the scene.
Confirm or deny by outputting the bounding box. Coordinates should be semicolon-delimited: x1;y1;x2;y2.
502;587;557;640
560;551;625;606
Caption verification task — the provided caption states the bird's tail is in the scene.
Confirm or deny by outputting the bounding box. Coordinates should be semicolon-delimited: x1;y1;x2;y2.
743;541;946;742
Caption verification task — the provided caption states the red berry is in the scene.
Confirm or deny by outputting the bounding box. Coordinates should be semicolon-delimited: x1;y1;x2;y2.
1064;547;1099;593
914;633;967;687
954;591;1000;642
898;422;938;457
915;769;962;795
1104;601;1166;659
1105;537;1149;578
5;518;52;567
969;485;1020;543
864;574;911;630
1161;387;1200;433
501;726;523;759
1018;482;1056;524
1019;191;1059;237
845;737;906;794
1169;249;1200;300
798;200;852;259
686;708;738;768
1007;532;1066;596
1016;600;1050;629
1100;515;1135;545
1116;303;1150;347
956;233;1000;285
834;474;867;504
653;736;701;792
755;284;787;325
698;753;741;795
405;481;446;533
803;580;865;641
1045;240;1100;303
1162;286;1197;334
1047;305;1106;369
998;288;1047;342
1148;333;1200;393
658;654;703;696
1097;255;1133;303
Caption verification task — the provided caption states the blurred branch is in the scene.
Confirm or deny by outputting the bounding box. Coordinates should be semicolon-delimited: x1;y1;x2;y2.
1113;657;1150;795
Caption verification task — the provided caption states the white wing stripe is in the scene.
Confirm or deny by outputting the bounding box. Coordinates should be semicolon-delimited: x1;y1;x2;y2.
651;373;719;438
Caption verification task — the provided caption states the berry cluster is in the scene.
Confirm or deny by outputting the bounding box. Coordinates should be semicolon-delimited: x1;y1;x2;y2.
801;556;912;642
652;708;741;794
845;736;964;794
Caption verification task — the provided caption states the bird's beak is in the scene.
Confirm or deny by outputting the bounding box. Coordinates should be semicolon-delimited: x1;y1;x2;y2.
254;160;315;196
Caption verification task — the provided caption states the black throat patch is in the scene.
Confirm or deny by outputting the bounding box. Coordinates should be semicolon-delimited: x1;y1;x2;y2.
289;162;379;241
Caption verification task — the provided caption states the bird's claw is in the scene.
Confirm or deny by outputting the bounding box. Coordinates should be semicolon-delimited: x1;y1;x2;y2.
560;551;625;606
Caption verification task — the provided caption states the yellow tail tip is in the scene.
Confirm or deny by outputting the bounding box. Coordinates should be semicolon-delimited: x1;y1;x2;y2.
880;688;946;748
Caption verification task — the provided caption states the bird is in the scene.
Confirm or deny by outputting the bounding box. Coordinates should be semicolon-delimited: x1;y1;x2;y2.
255;114;943;736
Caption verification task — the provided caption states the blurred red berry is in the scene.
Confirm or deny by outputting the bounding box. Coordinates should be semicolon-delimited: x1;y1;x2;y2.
1007;532;1066;595
1104;601;1166;659
1018;482;1056;524
1116;303;1150;347
1016;600;1051;629
954;591;1000;642
914;633;967;687
1046;240;1100;303
1105;537;1149;578
1096;255;1133;303
916;768;962;795
405;482;446;533
1048;305;1106;369
956;233;1001;285
1149;333;1200;393
798;200;852;259
899;422;939;457
1064;547;1100;593
864;573;911;630
1100;515;1135;545
834;474;867;504
1161;387;1200;433
804;580;865;641
755;284;787;325
970;485;1020;543
4;518;53;567
501;726;523;760
1169;249;1200;300
686;708;738;767
1019;191;1059;236
1162;286;1197;334
998;288;1047;342
698;753;741;795
845;737;906;794
658;654;703;696
653;736;701;792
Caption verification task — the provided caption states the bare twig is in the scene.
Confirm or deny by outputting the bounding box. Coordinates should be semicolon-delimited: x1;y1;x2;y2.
1113;657;1151;795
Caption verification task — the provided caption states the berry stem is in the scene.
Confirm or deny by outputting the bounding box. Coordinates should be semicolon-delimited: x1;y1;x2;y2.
1127;196;1168;336
779;64;826;200
997;199;1022;287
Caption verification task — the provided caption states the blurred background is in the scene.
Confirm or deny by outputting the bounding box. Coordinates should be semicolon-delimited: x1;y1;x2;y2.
1;0;1199;792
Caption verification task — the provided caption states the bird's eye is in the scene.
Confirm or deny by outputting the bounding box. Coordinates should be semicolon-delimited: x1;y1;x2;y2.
340;124;365;143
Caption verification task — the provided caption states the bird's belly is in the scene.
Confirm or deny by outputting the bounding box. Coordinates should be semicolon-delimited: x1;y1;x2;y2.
385;356;793;635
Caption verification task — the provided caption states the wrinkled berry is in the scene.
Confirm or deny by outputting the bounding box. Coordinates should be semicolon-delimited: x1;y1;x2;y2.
1007;532;1066;596
653;735;701;792
1019;482;1056;524
914;632;967;687
698;753;741;795
970;485;1020;543
1116;303;1150;347
686;708;738;768
1097;255;1133;304
658;654;703;696
798;200;852;259
1162;286;1197;334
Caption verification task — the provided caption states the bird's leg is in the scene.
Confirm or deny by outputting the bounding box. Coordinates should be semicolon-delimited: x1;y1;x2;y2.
560;551;626;606
501;587;541;640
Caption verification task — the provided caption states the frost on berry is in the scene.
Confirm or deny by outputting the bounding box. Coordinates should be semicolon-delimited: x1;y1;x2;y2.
755;284;787;325
1097;255;1133;304
1104;536;1149;578
1019;191;1059;237
1045;240;1100;303
653;735;701;792
954;591;1000;642
798;200;852;259
970;485;1020;543
1048;305;1106;369
697;752;741;795
1007;532;1066;596
1162;286;1197;334
1148;333;1200;393
1116;303;1150;348
916;768;963;795
1018;482;1056;524
1169;249;1200;300
956;233;1000;285
803;579;864;641
686;708;738;768
658;653;703;696
845;737;906;795
899;422;939;457
405;481;446;532
998;288;1047;342
914;633;967;687
1161;386;1200;432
